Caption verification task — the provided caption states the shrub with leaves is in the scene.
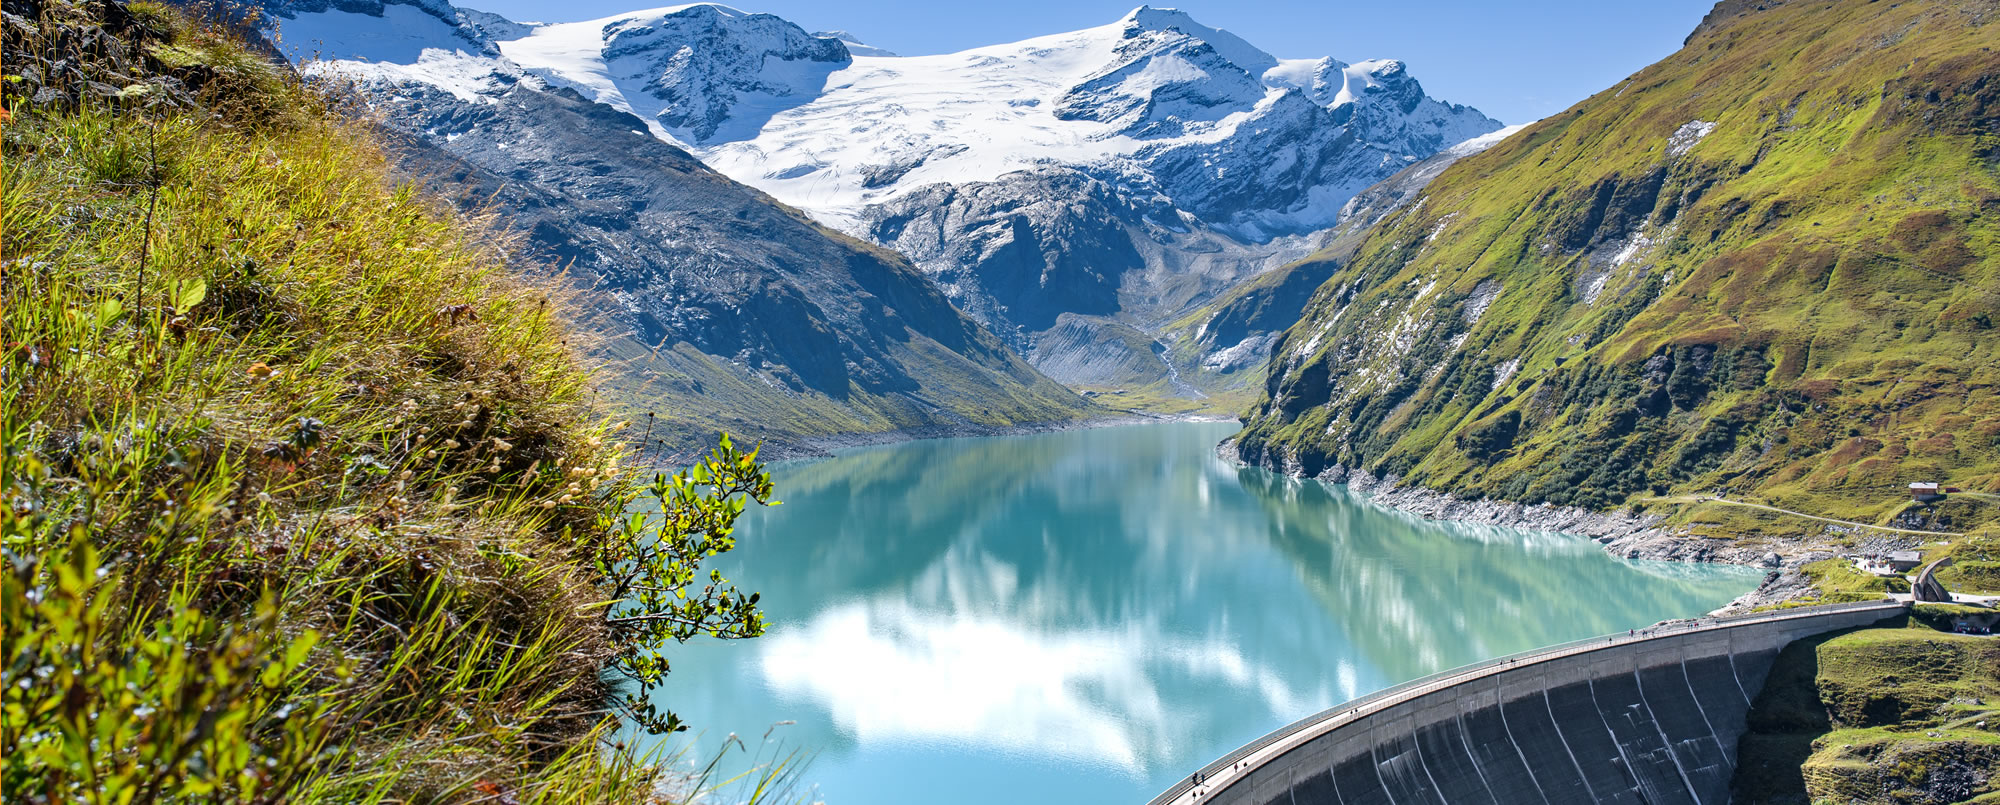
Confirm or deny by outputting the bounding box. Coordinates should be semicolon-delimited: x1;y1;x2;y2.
598;433;776;735
1;0;784;801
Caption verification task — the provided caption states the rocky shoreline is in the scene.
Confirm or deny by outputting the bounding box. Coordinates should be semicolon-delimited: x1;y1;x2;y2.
1217;440;1876;614
779;410;1235;460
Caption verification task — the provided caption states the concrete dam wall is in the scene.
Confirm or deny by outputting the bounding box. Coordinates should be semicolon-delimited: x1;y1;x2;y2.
1155;601;1904;805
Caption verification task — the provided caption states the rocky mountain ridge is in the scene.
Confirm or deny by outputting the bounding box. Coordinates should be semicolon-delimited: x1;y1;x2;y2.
271;1;1501;402
270;2;1095;456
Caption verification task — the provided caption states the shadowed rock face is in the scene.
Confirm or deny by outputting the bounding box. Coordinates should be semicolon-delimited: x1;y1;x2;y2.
593;4;850;142
860;167;1321;387
271;0;1501;403
863;170;1144;337
365;76;1090;454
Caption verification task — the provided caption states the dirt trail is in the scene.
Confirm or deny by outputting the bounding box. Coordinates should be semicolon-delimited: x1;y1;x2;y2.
1642;495;1964;538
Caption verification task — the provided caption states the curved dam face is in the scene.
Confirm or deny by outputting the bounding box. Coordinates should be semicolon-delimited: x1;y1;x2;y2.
1158;602;1904;805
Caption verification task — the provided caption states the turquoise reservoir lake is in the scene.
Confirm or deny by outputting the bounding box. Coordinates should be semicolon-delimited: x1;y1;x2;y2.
642;421;1760;804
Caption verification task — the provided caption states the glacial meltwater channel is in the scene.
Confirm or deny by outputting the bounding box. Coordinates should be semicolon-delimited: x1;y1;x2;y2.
637;421;1761;804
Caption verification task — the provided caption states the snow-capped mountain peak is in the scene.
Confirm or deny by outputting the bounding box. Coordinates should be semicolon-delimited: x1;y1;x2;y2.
500;4;849;142
270;0;1512;401
279;0;1497;237
1120;5;1276;76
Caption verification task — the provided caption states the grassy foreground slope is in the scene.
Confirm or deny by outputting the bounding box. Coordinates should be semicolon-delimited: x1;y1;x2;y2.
1233;0;2000;534
3;1;774;800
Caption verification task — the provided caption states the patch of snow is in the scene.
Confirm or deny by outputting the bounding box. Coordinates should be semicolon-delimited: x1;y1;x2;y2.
275;2;1500;245
1667;120;1716;157
1491;357;1521;391
1609;227;1656;268
1424;212;1458;244
280;4;513;103
1581;270;1613;305
1202;332;1278;373
1439;123;1528;159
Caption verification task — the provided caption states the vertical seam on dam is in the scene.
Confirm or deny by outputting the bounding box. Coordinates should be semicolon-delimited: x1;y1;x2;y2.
1410;731;1449;804
1370;745;1402;805
1678;658;1728;784
1584;676;1646;799
1491;704;1555;805
1541;689;1602;802
1451;711;1503;803
1725;651;1752;706
1633;667;1704;803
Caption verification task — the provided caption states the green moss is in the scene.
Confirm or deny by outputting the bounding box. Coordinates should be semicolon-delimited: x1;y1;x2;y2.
1735;625;2000;803
1;2;786;801
1233;0;2000;540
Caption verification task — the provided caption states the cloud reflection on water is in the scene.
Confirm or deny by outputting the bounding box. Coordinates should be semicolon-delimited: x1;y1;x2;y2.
650;422;1761;802
757;541;1340;774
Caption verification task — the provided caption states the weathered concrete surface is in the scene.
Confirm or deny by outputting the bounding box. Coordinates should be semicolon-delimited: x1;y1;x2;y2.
1157;601;1904;805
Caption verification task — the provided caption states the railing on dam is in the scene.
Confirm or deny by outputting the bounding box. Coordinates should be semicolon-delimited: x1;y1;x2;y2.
1145;599;1906;805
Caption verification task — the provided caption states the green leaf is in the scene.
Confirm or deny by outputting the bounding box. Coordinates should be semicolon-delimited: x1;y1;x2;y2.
96;298;125;327
171;279;207;312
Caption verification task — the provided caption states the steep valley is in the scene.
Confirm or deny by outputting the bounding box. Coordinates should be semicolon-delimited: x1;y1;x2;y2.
269;0;1502;417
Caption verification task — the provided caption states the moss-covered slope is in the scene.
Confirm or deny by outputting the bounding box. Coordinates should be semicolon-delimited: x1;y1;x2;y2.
1233;0;2000;533
1733;616;2000;804
2;0;756;798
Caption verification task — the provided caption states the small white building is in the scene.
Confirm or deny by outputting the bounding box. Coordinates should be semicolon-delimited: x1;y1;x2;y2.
1909;482;1960;501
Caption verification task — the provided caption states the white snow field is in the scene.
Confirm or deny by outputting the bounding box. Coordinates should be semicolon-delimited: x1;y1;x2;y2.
277;2;1504;238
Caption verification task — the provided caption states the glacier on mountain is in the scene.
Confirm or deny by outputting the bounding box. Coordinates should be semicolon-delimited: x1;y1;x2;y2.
279;1;1499;239
272;0;1508;392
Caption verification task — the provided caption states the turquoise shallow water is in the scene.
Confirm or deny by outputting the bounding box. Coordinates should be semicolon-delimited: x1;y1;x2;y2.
639;421;1761;804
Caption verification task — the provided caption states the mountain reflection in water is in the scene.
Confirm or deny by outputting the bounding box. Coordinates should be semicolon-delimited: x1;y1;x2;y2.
641;421;1759;805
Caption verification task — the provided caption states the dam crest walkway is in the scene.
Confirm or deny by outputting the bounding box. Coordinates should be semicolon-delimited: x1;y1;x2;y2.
1151;600;1906;805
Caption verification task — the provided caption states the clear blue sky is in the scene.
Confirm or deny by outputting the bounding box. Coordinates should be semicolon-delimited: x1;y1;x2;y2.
462;1;1719;124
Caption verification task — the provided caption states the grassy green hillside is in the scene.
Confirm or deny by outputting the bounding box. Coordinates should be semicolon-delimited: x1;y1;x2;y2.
1734;613;2000;803
3;1;783;799
1234;0;2000;536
